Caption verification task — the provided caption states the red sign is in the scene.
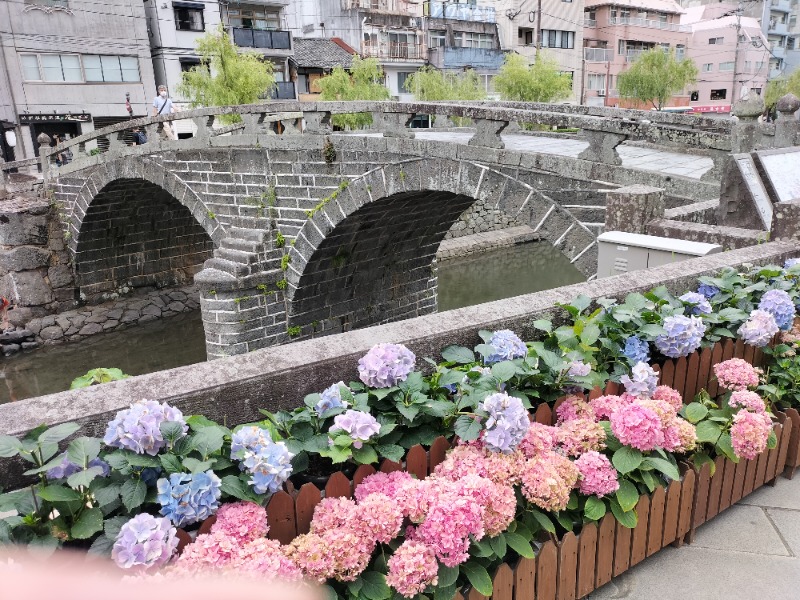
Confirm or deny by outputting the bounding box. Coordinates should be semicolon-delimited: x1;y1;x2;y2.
691;105;731;114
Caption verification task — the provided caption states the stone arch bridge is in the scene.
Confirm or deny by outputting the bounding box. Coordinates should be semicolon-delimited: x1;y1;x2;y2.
21;101;747;357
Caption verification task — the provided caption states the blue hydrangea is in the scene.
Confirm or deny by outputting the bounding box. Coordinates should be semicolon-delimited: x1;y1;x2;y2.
738;309;780;347
156;470;221;528
620;362;658;398
315;382;348;415
230;425;272;460
485;330;527;364
697;283;720;300
784;258;800;269
622;336;650;365
758;289;796;330
357;343;416;388
655;315;706;358
103;400;188;456
47;456;110;480
242;441;294;495
679;292;712;316
480;392;529;453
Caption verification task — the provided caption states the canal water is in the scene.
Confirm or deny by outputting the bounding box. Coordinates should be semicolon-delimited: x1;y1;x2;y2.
0;242;584;403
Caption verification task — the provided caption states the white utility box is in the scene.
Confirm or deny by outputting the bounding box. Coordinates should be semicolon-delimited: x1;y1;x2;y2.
597;231;722;278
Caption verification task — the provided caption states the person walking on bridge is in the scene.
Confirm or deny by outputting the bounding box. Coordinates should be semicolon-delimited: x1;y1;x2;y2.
152;85;176;140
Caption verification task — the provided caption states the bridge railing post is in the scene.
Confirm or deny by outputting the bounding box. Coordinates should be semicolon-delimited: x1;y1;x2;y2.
468;118;508;149
240;113;263;135
604;184;665;234
0;158;7;200
36;133;51;184
303;111;332;135
371;111;416;138
578;129;627;165
774;93;800;149
192;115;215;142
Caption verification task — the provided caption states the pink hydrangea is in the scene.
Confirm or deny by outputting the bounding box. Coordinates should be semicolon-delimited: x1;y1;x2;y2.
174;531;243;571
652;386;684;412
354;471;414;502
729;390;767;414
556;418;606;457
589;395;630;420
433;443;522;487
309;496;358;535
385;541;439;598
731;410;773;460
672;419;698;453
609;403;665;451
285;529;375;582
230;537;302;580
211;502;268;544
520;453;580;512
459;474;517;537
394;477;435;523
574;451;619;497
357;493;404;544
714;358;761;392
518;422;558;458
555;395;595;423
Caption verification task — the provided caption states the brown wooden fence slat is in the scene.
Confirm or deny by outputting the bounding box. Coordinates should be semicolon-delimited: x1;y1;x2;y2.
716;456;734;514
536;541;558;600
514;557;536;600
695;346;714;403
175;529;192;554
661;479;681;547
535;403;554;426
353;464;376;488
557;532;578;600
604;381;620;395
266;491;297;544
743;342;756;367
380;460;403;473
406;444;428;480
721;338;735;363
646;486;666;557
491;563;514;600
743;457;758;497
595;514;616;589
325;471;352;498
707;343;724;398
765;420;782;485
295;483;322;535
672;356;688;400
467;586;487;600
613;519;632;576
674;467;695;548
659;360;675;389
429;436;451;471
630;495;650;566
778;414;793;480
552;397;566;419
731;457;747;504
588;386;603;400
689;462;711;540
683;352;701;405
733;338;745;359
576;522;598;599
706;456;726;519
453;593;464;600
783;408;800;479
754;441;770;490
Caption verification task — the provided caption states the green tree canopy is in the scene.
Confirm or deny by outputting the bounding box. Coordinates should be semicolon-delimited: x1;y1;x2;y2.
404;65;487;101
617;48;698;110
178;26;275;123
493;53;573;103
765;70;800;111
318;56;391;129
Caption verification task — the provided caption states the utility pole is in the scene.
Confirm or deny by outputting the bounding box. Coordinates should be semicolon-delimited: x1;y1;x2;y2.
732;2;743;103
536;0;543;58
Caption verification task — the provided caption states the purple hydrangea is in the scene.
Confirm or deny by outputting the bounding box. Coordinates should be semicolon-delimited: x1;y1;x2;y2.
758;289;796;330
622;336;650;365
620;361;659;398
315;382;349;415
230;425;272;460
156;470;221;528
784;258;800;269
242;440;294;495
480;392;530;453
103;400;188;456
357;343;416;388
112;513;178;572
697;283;720;300
329;410;381;449
485;329;527;364
46;456;110;480
738;309;780;347
679;292;712;316
655;315;706;358
568;360;592;377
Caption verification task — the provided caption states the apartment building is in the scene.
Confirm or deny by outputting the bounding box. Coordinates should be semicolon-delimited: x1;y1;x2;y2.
495;0;586;102
0;0;157;161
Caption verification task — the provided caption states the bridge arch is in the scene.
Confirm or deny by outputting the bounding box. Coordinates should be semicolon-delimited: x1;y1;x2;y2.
283;158;596;335
67;157;222;300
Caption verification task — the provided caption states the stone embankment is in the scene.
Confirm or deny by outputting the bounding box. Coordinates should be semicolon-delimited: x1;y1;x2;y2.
437;226;539;260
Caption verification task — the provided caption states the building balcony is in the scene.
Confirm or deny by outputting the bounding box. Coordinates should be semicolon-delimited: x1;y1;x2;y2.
771;44;786;58
770;66;784;78
769;0;792;13
625;49;646;62
231;28;292;54
584;18;597;27
584;47;611;62
270;81;296;100
428;47;505;70
423;1;495;23
344;0;418;15
609;16;690;33
768;20;788;35
362;42;427;61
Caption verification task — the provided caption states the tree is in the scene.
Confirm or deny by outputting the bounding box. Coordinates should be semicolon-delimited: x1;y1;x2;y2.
617;48;698;111
493;53;573;103
179;25;275;123
318;56;391;129
404;66;487;102
764;71;800;119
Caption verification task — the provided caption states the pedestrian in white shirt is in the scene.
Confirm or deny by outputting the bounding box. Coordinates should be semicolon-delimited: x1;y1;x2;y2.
152;85;176;140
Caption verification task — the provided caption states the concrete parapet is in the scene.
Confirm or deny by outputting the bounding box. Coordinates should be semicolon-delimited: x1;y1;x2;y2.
604;185;665;234
646;219;769;251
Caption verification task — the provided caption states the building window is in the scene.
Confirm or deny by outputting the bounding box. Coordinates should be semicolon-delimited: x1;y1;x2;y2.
744;60;752;71
430;30;446;47
587;73;606;90
41;54;82;82
455;32;494;48
174;4;204;31
710;88;727;100
708;37;724;44
690;91;699;101
20;54;42;81
676;44;685;59
83;55;140;82
518;28;535;46
397;71;413;92
540;30;575;49
719;61;735;71
756;61;765;69
702;63;713;72
788;38;796;50
752;87;762;95
180;58;202;72
227;5;280;30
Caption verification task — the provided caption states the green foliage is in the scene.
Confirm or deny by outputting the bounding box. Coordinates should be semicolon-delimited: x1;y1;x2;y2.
280;254;291;271
764;71;800;111
617;48;698;110
70;368;130;390
275;231;285;248
178;25;275;124
275;278;287;290
493;53;573;103
318;57;390;129
404;66;486;125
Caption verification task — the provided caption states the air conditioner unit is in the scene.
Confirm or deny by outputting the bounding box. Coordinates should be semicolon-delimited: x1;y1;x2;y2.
597;90;606;97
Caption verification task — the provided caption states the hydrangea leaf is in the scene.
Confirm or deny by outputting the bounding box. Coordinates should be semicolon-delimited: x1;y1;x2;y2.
351;445;379;465
88;534;114;557
0;434;22;458
38;485;81;503
491;361;517;382
376;444;404;462
684;403;709;424
359;570;391;600
66;437;101;467
768;429;778;449
37;423;81;446
615;479;640;512
182;458;214;473
441;345;476;364
159;454;183;474
396;404;420;423
612;447;643;474
121;479;147;511
715;433;738;462
489;533;507;559
460;561;493;596
437;563;460;587
695;421;723;444
454;415;482;442
70;507;104;540
504;532;535;558
66;466;104;490
609;497;638;528
583;496;607;521
642;457;681;481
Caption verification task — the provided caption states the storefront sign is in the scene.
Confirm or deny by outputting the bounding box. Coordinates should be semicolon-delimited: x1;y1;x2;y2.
19;113;91;124
691;105;731;114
